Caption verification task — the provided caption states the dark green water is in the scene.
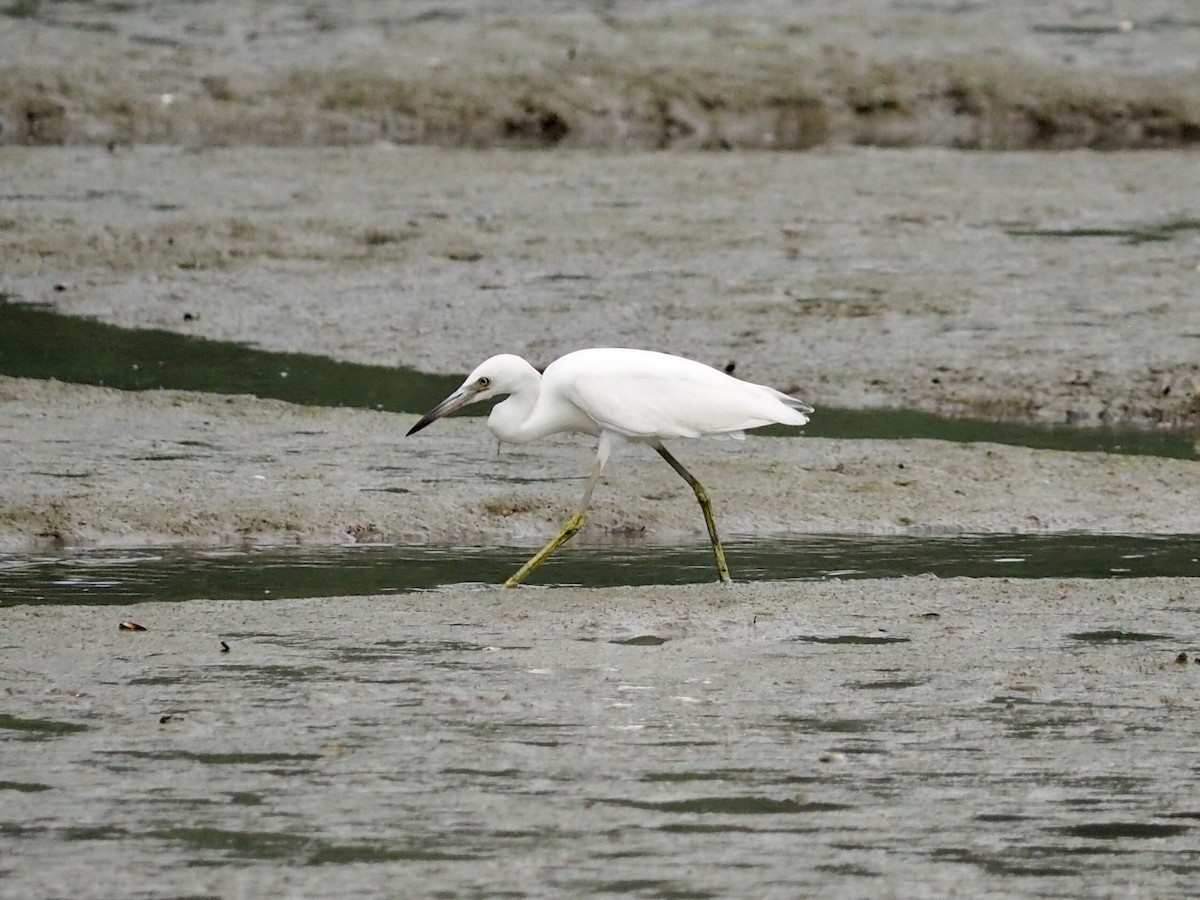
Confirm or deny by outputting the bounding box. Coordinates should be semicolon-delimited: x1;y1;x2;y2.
2;534;1197;606
2;300;1194;459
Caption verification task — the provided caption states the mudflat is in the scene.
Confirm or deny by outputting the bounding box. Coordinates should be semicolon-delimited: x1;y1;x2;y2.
2;3;1199;898
4;578;1199;897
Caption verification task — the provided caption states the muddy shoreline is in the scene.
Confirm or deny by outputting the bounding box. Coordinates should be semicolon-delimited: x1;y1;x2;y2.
5;145;1200;431
3;140;1200;552
2;5;1200;897
4;577;1200;897
4;1;1200;151
2;375;1197;553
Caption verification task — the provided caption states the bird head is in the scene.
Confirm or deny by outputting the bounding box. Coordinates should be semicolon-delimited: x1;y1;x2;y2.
406;354;533;436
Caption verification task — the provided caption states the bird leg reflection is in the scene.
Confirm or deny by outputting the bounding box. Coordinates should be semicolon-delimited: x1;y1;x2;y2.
653;441;732;584
502;453;605;588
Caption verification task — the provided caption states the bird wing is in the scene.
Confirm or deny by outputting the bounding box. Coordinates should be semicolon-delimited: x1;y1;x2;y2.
555;349;807;440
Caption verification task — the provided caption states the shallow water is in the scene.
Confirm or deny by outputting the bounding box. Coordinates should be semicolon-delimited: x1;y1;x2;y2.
2;301;1195;459
2;533;1198;606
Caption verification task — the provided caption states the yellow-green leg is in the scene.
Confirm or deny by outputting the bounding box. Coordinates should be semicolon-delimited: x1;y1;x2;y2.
503;446;608;588
502;511;587;588
654;442;732;584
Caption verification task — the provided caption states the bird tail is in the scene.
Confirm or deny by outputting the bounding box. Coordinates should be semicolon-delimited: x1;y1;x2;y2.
768;388;814;424
779;394;814;415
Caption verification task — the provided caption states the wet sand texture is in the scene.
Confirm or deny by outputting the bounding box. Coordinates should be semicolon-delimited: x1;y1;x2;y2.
3;578;1199;897
2;4;1200;897
4;4;1200;433
3;2;1200;150
5;146;1200;431
3;376;1199;551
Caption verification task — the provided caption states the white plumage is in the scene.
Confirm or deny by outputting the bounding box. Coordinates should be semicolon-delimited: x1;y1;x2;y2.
408;348;813;586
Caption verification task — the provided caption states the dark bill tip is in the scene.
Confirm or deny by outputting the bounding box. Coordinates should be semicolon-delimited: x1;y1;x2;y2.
407;388;472;436
406;414;437;437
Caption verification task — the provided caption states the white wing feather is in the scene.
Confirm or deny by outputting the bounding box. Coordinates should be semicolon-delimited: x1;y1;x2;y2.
550;349;809;440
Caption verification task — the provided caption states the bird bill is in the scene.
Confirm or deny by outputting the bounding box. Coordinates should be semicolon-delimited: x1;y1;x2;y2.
407;386;475;435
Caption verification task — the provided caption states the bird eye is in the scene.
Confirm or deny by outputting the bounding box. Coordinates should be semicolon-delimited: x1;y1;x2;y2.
476;376;491;389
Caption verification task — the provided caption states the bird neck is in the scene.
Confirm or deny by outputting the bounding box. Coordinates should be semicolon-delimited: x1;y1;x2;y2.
487;363;543;444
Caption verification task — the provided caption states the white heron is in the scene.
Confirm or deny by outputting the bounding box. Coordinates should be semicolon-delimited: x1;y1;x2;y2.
407;348;813;587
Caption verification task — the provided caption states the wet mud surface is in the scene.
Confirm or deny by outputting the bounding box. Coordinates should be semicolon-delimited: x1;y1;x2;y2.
2;376;1199;551
4;146;1200;431
3;1;1200;151
2;4;1199;897
4;3;1200;432
3;578;1199;897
